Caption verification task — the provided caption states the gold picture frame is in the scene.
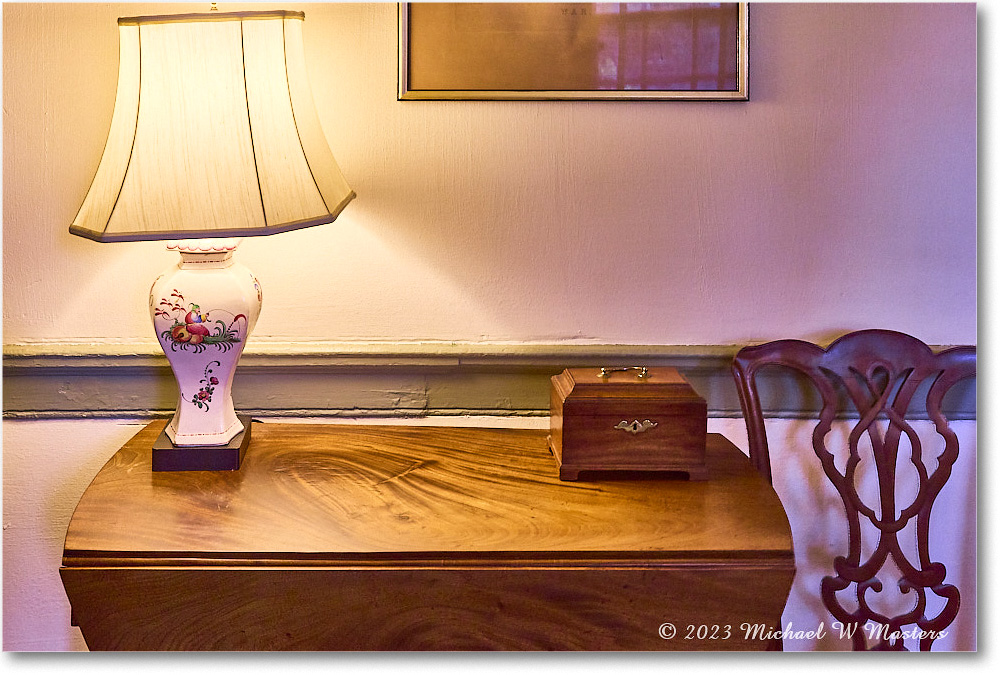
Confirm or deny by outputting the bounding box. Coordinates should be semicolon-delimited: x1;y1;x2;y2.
398;2;748;101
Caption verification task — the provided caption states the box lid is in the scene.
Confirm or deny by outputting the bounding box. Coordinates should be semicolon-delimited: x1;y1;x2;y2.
552;366;704;402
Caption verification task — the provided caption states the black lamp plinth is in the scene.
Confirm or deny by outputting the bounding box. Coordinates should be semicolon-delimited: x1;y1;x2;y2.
152;415;253;472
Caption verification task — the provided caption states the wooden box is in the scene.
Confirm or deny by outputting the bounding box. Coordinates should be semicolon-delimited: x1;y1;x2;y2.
549;367;708;480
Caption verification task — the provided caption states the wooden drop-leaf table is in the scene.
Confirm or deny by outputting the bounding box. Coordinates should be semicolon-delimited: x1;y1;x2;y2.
60;421;794;650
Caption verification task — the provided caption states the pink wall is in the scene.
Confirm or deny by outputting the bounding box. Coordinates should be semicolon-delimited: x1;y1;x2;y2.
2;2;977;347
1;2;979;653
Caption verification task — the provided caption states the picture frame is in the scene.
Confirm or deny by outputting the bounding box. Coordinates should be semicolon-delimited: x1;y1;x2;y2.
398;2;748;101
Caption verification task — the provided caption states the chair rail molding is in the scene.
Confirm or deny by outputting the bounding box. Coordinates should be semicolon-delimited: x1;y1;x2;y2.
2;340;976;420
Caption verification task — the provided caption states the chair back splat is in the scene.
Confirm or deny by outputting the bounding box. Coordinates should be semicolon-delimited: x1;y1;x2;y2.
732;329;975;651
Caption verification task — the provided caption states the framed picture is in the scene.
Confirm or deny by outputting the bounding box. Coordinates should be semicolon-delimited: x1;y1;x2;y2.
398;2;748;101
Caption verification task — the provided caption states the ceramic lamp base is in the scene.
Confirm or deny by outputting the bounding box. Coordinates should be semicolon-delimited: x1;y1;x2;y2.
150;239;262;450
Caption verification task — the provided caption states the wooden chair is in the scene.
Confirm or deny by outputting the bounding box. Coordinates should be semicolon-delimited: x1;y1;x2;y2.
731;329;975;650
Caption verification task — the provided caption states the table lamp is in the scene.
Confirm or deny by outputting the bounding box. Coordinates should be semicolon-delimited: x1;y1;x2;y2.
69;10;355;470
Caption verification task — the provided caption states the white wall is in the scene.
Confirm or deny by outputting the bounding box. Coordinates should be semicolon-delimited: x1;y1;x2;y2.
2;2;977;347
1;418;145;651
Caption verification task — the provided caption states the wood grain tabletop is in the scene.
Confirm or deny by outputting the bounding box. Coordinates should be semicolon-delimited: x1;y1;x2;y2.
63;420;792;565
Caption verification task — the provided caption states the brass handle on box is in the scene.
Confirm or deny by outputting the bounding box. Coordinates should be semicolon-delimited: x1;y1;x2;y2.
598;366;648;379
615;419;658;434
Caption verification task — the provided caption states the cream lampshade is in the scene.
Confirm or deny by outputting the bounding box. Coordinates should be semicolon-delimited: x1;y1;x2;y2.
70;10;355;470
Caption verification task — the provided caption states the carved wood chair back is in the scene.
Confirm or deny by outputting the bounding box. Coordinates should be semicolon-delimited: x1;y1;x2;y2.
731;329;975;650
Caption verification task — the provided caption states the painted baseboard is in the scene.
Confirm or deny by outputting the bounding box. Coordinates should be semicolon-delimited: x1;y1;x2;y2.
2;341;976;420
